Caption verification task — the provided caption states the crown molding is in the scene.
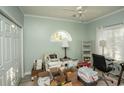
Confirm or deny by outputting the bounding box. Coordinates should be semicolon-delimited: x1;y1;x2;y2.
24;8;124;24
87;8;124;24
18;6;24;15
24;14;85;24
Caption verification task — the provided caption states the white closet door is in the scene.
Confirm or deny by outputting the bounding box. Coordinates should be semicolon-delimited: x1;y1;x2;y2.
5;68;11;85
17;27;22;81
0;67;4;86
0;75;3;86
0;14;22;86
3;20;12;63
0;18;3;67
12;26;21;85
2;18;12;86
0;18;1;33
0;15;4;86
0;37;2;67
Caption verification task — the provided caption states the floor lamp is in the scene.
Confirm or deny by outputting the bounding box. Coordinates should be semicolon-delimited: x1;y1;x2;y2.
62;41;69;59
99;40;106;55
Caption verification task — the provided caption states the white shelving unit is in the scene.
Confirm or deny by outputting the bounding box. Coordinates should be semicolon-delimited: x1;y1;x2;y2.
82;41;92;61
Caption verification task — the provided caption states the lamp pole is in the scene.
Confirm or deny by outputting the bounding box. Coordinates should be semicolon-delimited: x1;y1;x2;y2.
102;46;104;55
100;40;106;55
64;47;67;59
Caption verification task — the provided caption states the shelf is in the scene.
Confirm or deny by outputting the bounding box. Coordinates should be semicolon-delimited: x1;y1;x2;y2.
83;54;91;57
82;49;91;51
83;51;91;54
82;40;92;61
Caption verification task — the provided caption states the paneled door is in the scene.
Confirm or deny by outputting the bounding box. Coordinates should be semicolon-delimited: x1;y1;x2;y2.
3;17;14;86
0;70;4;86
0;36;3;67
0;15;4;85
3;19;12;64
0;13;22;86
16;27;22;83
11;26;22;85
0;16;3;68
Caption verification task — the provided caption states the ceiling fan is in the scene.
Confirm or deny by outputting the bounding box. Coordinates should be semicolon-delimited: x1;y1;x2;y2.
64;6;87;21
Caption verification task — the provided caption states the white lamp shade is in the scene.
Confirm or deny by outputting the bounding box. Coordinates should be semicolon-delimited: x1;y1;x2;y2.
51;31;72;42
99;40;106;47
62;41;69;47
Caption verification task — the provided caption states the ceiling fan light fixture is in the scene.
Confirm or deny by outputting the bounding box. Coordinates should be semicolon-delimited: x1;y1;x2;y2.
76;6;82;10
82;9;87;13
63;6;87;21
78;10;82;14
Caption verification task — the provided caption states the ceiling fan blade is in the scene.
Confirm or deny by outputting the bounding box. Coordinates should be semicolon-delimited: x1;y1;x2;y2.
82;13;86;18
82;9;87;13
63;6;88;22
81;6;88;10
72;13;86;18
63;9;76;12
80;14;86;20
72;14;76;17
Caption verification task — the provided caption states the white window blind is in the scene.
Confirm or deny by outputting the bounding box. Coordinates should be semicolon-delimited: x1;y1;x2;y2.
96;24;124;61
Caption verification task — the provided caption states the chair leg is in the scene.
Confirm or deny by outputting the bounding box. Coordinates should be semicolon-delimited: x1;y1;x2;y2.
93;67;95;71
117;67;124;86
102;73;115;84
106;73;110;76
102;73;109;86
104;73;114;83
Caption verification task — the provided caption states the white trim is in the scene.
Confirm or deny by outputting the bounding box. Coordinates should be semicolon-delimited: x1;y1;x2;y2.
0;18;3;68
87;8;124;24
24;8;124;24
21;28;23;77
18;7;24;15
24;71;31;76
24;14;84;23
0;9;23;28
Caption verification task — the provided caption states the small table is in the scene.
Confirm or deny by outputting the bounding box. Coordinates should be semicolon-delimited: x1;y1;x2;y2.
60;59;79;67
31;69;43;80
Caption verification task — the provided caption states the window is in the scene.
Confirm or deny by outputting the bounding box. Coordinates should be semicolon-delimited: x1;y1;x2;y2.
96;24;124;61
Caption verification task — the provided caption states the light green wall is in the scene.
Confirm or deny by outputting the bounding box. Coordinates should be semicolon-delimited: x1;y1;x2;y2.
24;9;124;73
24;16;87;73
87;9;124;52
0;6;24;26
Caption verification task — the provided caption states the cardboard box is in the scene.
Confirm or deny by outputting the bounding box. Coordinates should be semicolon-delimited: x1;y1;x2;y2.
50;67;64;77
49;67;59;73
66;71;77;82
63;82;72;86
38;71;50;77
64;68;78;82
54;75;66;82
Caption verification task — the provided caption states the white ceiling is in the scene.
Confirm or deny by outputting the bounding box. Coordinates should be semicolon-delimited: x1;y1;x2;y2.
20;6;124;22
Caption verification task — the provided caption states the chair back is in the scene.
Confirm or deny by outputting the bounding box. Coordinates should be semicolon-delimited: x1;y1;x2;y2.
92;54;107;72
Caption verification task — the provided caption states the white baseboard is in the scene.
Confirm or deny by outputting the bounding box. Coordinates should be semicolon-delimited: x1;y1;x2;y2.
24;71;31;76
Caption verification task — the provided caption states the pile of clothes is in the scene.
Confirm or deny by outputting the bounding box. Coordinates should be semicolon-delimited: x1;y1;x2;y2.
78;67;98;83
